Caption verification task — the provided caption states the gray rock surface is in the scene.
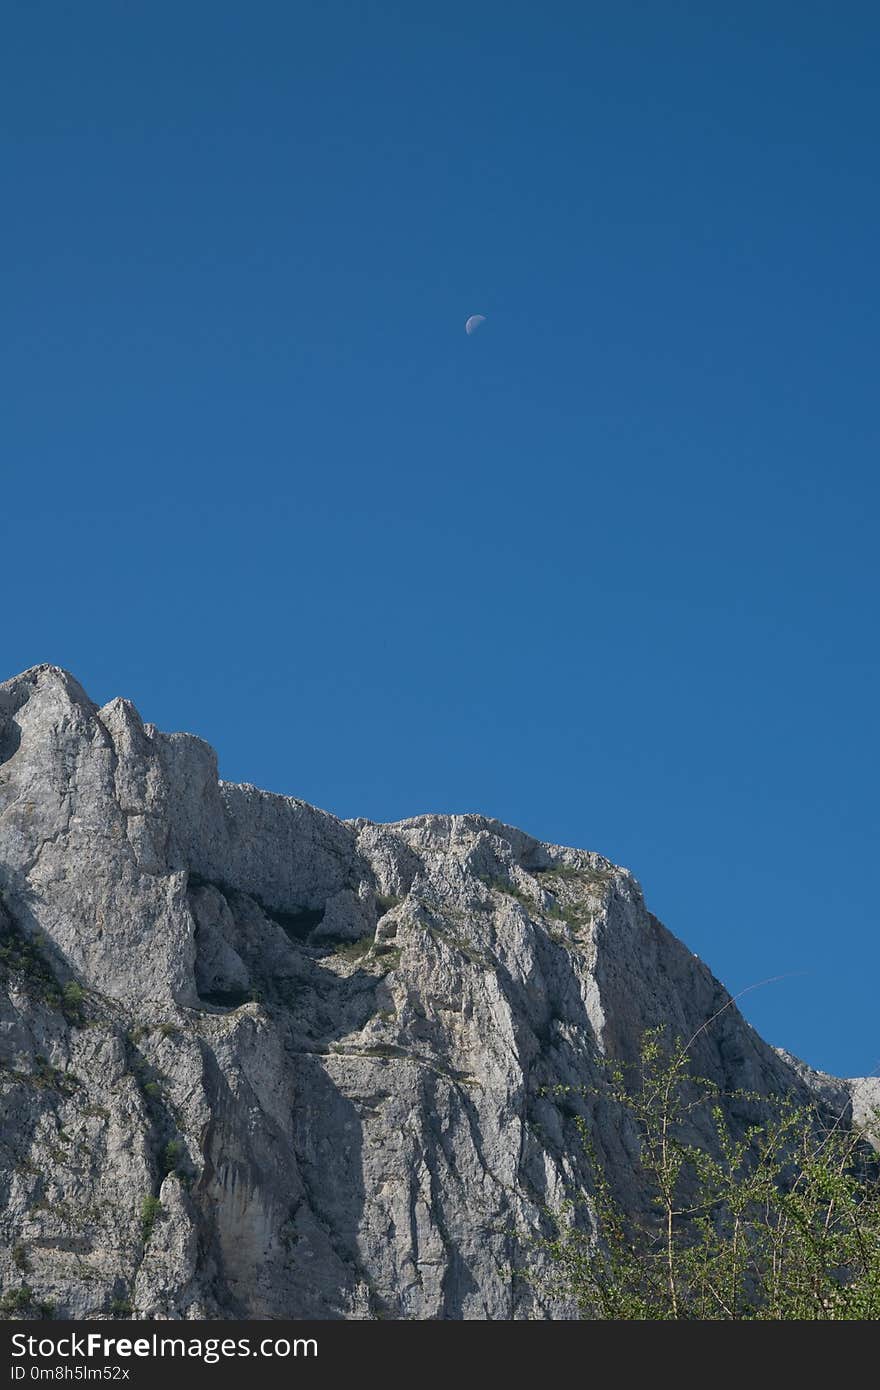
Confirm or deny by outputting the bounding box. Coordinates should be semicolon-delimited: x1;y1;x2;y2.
0;665;871;1319
848;1077;880;1140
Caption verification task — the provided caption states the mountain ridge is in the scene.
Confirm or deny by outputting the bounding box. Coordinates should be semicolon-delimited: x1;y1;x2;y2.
0;664;873;1319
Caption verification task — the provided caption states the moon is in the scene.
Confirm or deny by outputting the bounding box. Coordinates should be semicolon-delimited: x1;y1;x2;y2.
465;314;486;336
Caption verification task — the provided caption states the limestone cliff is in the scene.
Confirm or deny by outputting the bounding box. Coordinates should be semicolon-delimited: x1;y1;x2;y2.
0;665;864;1319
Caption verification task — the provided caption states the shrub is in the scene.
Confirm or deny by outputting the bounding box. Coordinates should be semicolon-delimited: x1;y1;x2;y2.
531;1028;880;1319
31;1057;79;1095
159;1140;184;1178
480;875;535;912
62;980;84;1010
140;1196;162;1245
0;916;79;1022
0;1285;33;1319
334;935;373;963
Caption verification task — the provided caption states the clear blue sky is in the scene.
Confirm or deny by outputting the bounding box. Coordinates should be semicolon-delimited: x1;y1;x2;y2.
3;2;878;1077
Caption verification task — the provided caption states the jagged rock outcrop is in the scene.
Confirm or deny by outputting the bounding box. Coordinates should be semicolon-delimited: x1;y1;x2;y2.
0;665;868;1319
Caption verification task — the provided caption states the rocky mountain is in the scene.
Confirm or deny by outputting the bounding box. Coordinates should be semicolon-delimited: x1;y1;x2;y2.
0;665;867;1320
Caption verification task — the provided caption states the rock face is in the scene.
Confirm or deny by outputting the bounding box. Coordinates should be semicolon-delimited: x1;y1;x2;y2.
0;665;864;1319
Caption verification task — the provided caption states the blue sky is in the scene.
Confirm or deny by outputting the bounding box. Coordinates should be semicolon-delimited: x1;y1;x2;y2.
2;2;878;1076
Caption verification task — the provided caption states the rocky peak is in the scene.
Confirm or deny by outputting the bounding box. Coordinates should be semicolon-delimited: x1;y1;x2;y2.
0;666;865;1320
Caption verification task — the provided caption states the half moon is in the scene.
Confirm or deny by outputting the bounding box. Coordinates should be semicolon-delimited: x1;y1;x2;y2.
465;314;486;335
